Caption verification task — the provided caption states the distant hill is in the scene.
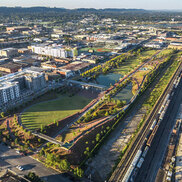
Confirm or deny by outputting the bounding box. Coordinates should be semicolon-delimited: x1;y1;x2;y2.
0;7;148;14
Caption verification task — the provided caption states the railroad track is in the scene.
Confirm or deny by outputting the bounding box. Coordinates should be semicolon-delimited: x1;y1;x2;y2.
109;60;182;182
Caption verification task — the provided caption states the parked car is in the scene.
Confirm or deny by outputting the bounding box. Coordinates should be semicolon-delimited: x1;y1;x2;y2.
16;165;24;171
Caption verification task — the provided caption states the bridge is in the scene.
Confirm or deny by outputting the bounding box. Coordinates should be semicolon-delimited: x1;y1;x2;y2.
32;132;68;150
67;80;107;91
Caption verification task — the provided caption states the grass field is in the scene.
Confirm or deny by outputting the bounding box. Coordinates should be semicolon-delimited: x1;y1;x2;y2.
113;49;158;76
79;47;112;53
140;50;158;58
21;95;91;130
157;49;174;58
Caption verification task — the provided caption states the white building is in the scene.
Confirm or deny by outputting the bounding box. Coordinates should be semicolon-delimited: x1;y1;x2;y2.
31;44;75;58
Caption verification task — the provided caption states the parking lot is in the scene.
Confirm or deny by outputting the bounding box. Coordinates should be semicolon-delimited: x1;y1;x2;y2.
0;143;71;182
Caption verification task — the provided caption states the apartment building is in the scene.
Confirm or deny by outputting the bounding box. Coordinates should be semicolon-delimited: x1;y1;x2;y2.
31;44;76;58
0;69;46;110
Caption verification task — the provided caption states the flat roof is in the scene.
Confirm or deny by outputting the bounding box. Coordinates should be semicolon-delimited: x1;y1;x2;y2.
60;61;91;71
0;62;22;69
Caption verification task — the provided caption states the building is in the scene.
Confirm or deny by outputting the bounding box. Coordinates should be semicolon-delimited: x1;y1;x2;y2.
41;60;64;70
13;56;40;67
0;48;18;57
144;41;164;49
6;26;30;33
59;61;91;77
0;62;22;73
31;44;76;58
0;69;46;110
18;48;30;54
51;34;62;39
56;69;74;78
168;42;182;50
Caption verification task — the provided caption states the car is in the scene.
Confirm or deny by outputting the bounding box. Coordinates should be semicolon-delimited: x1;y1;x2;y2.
16;165;24;171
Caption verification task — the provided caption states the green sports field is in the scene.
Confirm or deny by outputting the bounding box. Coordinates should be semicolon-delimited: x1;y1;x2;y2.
21;95;91;130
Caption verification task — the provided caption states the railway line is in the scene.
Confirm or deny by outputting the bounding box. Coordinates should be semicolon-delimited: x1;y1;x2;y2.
135;67;182;181
109;61;182;182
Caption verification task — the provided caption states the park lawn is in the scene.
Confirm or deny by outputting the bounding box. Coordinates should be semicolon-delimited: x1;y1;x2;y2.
140;49;158;58
113;57;141;76
79;47;112;53
21;95;91;130
113;49;158;76
57;128;82;143
157;49;174;58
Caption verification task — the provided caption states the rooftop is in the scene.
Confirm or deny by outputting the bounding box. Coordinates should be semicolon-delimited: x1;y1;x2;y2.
60;61;91;71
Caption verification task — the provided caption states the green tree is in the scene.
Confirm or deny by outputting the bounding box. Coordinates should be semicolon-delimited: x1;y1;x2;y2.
59;159;70;171
15;138;18;145
74;167;84;178
1;112;5;118
105;111;109;116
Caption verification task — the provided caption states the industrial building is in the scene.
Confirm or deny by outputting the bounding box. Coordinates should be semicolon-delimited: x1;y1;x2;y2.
0;62;22;73
58;61;91;78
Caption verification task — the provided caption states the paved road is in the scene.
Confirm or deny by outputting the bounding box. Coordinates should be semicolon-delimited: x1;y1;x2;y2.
135;76;182;182
0;143;72;182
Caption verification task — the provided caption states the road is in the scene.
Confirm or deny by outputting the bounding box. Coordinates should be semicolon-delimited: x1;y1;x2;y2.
134;69;182;181
0;143;71;182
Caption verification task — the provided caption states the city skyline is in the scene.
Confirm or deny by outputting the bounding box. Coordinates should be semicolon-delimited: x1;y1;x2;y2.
0;0;182;10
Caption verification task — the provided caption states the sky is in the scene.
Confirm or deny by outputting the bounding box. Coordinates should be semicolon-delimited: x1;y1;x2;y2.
0;0;182;10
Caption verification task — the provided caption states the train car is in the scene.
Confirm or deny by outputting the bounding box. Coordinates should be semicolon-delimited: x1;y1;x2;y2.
146;125;159;147
132;150;142;167
146;134;155;147
144;130;152;143
152;125;159;135
150;119;157;130
173;79;177;86
122;164;135;182
165;100;170;109
163;94;170;105
142;146;149;158
158;106;164;114
159;111;165;121
122;150;142;182
175;77;181;88
137;157;145;168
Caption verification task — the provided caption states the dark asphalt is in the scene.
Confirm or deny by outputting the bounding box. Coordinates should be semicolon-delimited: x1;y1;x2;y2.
0;144;71;182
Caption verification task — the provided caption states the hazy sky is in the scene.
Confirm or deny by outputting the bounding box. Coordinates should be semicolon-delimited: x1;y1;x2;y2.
0;0;182;10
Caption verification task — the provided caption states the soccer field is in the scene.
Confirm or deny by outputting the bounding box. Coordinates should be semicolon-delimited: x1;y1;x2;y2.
21;95;91;130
